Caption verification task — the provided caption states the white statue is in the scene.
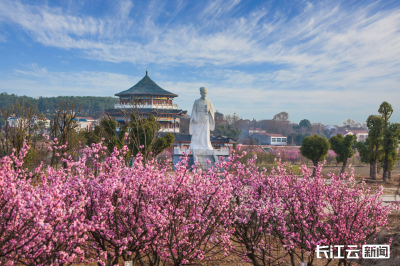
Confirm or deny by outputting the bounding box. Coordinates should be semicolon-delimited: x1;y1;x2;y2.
189;87;215;150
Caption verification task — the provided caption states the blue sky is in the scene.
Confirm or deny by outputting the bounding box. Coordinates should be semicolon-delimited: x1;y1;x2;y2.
1;0;400;125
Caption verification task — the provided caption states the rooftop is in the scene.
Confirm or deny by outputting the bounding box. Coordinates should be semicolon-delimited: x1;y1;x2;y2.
250;132;286;137
247;127;264;131
75;117;96;121
349;129;368;134
333;130;368;136
115;71;178;97
265;133;286;137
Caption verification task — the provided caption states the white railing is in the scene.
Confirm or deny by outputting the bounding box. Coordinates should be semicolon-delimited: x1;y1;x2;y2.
159;128;178;132
115;126;178;133
114;103;178;109
174;147;230;156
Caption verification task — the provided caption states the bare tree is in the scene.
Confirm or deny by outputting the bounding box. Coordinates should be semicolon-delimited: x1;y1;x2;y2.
49;100;82;168
342;118;362;128
0;101;54;174
0;101;37;157
273;111;289;121
258;120;294;136
310;123;324;136
225;113;241;125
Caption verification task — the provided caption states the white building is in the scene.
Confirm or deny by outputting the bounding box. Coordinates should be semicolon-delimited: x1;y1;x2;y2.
74;117;98;131
249;132;287;146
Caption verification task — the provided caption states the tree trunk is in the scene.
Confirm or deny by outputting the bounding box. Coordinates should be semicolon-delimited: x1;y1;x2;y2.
105;254;119;266
382;142;390;181
383;161;388;181
290;252;296;266
340;160;347;175
312;161;318;176
370;160;377;180
246;251;261;266
388;171;392;180
50;151;55;167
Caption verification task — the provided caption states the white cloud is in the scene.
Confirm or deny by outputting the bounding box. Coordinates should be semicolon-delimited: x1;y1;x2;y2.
1;65;399;125
1;0;400;78
1;0;400;124
0;64;137;97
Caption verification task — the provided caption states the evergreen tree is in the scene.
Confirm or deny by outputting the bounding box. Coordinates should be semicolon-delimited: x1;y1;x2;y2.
213;125;227;136
378;102;394;181
329;133;356;175
300;134;330;176
84;118;127;154
0;93;119;118
381;123;400;180
227;128;241;140
127;114;174;163
355;115;384;180
212;125;240;140
84;115;174;163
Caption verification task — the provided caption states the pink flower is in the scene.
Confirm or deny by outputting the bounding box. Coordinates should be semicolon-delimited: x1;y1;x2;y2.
0;140;394;266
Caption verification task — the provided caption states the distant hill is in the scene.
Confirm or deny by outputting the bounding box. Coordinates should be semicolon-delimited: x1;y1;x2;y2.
0;93;119;118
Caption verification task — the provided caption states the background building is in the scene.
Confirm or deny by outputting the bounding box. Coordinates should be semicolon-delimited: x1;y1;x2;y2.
106;71;187;132
249;132;287;146
332;128;369;142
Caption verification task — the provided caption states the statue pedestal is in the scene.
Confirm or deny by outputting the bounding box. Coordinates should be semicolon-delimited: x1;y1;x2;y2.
173;147;230;170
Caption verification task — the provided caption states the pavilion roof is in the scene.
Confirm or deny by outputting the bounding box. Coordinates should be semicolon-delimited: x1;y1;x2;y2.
115;71;178;97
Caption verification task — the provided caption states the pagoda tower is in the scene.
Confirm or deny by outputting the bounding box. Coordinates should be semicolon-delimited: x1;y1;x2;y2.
106;71;187;132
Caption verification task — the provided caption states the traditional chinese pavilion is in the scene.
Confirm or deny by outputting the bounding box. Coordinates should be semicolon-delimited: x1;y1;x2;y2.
106;71;187;132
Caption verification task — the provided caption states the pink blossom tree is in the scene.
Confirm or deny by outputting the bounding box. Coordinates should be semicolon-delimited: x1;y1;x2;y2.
322;171;394;266
152;157;236;266
0;147;45;265
229;152;288;266
284;149;302;165
81;144;235;266
0;144;90;266
0;142;396;266
82;145;165;266
229;148;396;266
325;150;337;167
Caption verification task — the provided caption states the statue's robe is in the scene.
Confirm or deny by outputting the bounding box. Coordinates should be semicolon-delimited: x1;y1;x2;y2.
189;98;215;150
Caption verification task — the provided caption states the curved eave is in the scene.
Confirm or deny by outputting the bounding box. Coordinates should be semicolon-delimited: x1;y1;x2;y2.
115;73;178;97
114;92;178;97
